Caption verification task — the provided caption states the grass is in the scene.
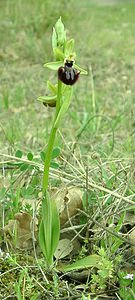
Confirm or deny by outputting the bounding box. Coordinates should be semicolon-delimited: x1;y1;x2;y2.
0;0;135;299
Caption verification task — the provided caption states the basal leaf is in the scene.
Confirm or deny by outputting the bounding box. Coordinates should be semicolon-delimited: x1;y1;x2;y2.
39;192;60;265
51;198;60;257
39;219;47;258
42;193;52;262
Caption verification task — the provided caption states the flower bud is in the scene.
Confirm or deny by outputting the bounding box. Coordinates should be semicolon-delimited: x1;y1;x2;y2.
43;101;56;108
52;17;66;54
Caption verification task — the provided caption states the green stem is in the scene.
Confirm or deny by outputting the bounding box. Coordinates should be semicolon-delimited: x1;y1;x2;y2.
42;80;62;194
42;126;57;193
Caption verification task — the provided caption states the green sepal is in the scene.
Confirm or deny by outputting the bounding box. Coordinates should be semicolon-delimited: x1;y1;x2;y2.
37;95;57;103
74;64;88;75
44;61;87;75
44;61;63;70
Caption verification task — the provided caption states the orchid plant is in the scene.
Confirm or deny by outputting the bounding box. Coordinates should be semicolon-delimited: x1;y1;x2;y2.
38;17;87;266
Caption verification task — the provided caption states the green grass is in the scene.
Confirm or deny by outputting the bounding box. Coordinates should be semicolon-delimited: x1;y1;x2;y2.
0;0;135;299
0;0;135;154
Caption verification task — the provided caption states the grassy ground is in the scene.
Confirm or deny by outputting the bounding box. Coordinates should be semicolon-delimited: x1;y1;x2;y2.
0;0;135;299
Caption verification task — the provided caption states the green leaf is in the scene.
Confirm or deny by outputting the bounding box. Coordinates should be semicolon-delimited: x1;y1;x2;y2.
39;219;47;257
44;61;63;71
26;186;34;195
51;197;60;256
50;162;59;169
15;150;23;158
61;254;100;272
74;64;88;75
20;163;29;171
39;192;60;265
21;186;34;198
40;151;46;162
41;193;53;264
27;152;33;161
51;147;61;159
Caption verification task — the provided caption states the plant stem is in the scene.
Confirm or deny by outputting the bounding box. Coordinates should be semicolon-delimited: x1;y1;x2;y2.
42;126;57;193
42;80;62;194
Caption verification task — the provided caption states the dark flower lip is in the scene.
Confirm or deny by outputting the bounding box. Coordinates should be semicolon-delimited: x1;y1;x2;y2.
58;64;80;86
